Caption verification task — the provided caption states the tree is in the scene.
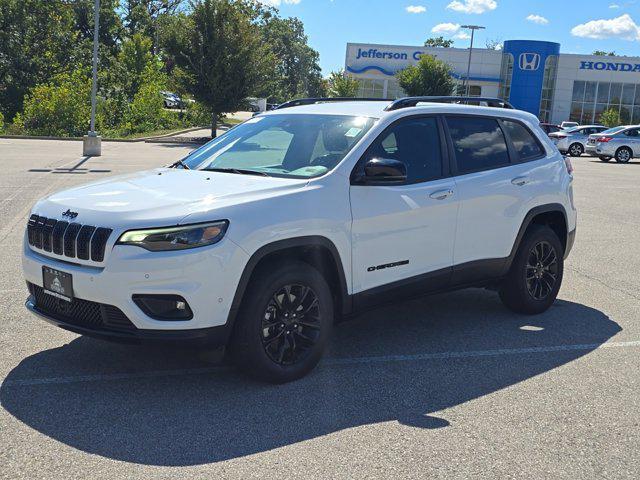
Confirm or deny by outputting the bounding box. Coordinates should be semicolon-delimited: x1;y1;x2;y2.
485;38;503;50
396;54;454;97
600;108;621;127
592;50;617;56
162;0;271;137
259;16;325;102
0;0;79;120
122;0;186;53
327;71;359;98
424;36;454;48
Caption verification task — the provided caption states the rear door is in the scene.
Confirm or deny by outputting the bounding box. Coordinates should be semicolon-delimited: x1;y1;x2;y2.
446;115;548;281
350;116;458;295
622;128;640;156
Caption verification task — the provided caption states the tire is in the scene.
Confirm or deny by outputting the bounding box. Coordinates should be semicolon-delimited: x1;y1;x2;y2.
568;143;584;157
499;225;564;315
230;261;333;383
599;156;611;162
615;147;632;163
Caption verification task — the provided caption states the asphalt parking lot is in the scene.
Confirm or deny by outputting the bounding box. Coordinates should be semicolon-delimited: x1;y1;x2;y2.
0;138;639;479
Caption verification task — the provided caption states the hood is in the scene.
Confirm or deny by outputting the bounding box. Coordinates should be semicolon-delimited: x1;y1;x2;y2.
33;168;308;228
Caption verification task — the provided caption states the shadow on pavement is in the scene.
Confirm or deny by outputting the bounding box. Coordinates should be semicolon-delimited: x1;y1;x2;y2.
1;289;620;466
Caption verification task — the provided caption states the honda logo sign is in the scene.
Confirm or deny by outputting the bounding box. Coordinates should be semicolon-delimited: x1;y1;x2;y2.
519;53;541;71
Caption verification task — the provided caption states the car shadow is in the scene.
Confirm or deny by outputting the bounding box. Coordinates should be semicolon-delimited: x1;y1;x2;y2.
1;289;620;466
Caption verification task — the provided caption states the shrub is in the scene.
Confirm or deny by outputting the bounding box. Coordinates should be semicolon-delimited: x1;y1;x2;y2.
600;108;621;128
396;54;455;97
19;70;93;137
0;111;4;133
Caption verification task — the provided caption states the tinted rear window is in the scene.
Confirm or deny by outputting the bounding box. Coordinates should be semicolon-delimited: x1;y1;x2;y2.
502;120;544;161
446;117;510;174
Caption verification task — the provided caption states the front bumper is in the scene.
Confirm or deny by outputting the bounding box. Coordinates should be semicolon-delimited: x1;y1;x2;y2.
26;295;230;346
22;235;249;333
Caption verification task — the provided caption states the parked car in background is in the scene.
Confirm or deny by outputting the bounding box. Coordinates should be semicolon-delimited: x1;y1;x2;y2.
161;91;184;109
560;121;579;130
540;123;562;136
549;125;607;157
593;125;640;163
586;126;627;158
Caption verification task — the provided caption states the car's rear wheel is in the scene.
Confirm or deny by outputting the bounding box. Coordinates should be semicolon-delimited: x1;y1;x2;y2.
568;143;584;157
499;225;564;315
230;261;333;383
615;147;632;163
599;156;611;162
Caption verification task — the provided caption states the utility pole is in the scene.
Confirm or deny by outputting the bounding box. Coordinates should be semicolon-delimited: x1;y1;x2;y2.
461;25;485;97
83;0;101;156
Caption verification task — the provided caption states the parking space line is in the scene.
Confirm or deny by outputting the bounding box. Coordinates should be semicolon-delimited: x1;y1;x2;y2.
2;340;639;387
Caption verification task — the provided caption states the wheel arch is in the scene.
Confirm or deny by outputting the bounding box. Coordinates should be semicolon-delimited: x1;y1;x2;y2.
505;204;570;274
225;236;351;340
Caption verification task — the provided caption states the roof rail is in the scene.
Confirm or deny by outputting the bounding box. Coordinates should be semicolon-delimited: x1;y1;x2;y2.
385;96;514;111
275;97;393;110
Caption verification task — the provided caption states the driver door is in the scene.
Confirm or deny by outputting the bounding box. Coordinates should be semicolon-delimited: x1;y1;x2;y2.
349;115;459;300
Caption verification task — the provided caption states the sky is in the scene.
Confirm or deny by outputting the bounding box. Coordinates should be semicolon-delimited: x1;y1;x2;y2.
260;0;640;74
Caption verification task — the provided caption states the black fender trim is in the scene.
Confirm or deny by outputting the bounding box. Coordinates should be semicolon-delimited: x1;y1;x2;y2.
225;236;350;338
503;203;569;275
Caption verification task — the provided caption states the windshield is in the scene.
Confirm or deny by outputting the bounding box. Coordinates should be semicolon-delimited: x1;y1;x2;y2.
602;126;626;135
182;114;376;178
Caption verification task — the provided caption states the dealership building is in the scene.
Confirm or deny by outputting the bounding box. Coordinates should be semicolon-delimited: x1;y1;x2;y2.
345;40;640;125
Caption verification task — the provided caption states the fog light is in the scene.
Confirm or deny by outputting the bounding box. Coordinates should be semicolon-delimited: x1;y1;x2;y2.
132;294;193;321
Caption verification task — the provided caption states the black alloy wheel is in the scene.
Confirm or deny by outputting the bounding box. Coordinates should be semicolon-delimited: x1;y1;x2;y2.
569;143;584;157
261;284;321;366
615;147;632;163
525;241;559;301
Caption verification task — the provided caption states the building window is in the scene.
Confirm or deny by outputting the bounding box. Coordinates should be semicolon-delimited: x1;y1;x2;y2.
356;78;385;98
570;81;640;124
539;55;558;123
498;53;514;101
455;84;482;97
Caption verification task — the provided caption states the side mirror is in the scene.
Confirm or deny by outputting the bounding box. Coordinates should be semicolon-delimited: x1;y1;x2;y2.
355;158;407;184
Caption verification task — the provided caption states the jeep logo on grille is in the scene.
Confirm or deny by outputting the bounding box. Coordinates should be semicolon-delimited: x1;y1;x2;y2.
62;209;79;220
519;53;541;71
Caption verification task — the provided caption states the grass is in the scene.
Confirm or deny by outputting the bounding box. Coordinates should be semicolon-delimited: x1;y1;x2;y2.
108;126;201;140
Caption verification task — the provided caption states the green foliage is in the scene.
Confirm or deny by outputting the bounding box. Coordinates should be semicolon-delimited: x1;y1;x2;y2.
327;71;359;98
600;108;621;128
396;54;455;97
162;0;271;135
592;50;616;56
0;111;4;133
424;36;454;48
18;69;93;137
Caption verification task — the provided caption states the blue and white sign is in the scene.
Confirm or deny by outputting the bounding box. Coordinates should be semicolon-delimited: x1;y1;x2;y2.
580;61;640;72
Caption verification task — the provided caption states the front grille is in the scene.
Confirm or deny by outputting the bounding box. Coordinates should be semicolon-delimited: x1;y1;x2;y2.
27;215;112;262
28;283;136;332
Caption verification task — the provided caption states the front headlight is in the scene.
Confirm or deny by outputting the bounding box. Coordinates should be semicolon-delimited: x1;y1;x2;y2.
117;221;229;251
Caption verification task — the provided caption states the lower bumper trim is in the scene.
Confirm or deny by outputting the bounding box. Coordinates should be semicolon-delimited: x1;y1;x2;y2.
26;297;231;347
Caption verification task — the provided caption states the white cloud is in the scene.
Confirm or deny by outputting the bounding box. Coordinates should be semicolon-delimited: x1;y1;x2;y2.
431;22;461;34
454;31;471;40
609;3;620;8
406;5;427;14
526;14;549;25
571;14;640;40
446;0;497;14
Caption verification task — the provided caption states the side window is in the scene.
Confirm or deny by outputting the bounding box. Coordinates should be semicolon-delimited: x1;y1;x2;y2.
446;116;510;174
624;129;639;137
363;117;443;183
501;120;544;161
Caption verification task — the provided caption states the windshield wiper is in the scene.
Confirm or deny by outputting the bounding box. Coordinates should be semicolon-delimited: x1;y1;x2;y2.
171;159;190;170
203;167;269;177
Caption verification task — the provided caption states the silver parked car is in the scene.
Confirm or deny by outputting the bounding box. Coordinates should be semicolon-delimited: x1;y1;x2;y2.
585;126;627;158
549;125;607;157
593;125;640;163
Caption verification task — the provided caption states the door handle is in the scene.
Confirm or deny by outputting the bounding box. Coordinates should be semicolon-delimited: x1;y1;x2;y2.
429;189;454;200
511;176;530;186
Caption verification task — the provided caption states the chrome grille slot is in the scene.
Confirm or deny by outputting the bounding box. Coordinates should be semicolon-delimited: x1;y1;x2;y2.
26;216;112;262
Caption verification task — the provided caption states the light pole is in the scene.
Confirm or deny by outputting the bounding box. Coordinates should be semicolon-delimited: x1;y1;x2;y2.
83;0;101;156
461;25;485;97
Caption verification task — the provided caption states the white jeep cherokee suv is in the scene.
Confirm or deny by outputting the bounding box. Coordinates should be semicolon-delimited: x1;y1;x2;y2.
22;97;576;383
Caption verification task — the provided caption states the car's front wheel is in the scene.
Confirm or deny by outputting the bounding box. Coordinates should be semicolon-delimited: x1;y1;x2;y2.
568;143;584;157
230;261;333;383
499;225;564;315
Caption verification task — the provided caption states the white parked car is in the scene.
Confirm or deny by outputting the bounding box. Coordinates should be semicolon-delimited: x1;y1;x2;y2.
22;97;577;383
591;125;640;163
549;125;607;157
